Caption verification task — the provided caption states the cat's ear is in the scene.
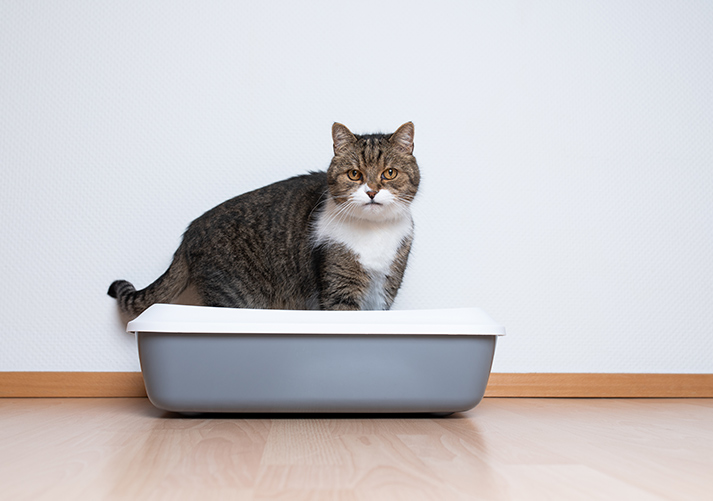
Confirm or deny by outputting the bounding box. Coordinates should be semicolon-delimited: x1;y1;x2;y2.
332;123;356;156
390;122;415;155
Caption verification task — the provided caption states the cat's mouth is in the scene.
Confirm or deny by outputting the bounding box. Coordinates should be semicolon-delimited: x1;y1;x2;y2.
362;201;385;211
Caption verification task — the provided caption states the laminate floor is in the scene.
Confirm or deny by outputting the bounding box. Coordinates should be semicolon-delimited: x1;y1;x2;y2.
1;398;711;500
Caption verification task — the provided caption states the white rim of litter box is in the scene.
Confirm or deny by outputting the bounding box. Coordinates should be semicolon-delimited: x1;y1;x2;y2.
126;304;506;336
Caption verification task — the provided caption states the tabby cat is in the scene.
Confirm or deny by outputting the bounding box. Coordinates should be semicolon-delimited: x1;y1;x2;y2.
108;122;420;317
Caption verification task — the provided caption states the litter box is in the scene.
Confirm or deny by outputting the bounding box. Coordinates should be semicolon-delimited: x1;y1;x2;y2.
127;304;505;415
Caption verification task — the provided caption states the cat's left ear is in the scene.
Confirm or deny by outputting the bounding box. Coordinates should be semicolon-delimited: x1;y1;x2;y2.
391;122;415;155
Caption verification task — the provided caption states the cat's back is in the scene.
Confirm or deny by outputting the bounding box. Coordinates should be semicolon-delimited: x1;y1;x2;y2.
185;171;327;243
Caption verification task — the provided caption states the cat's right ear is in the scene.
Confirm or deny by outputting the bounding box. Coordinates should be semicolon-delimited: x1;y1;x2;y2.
332;123;356;156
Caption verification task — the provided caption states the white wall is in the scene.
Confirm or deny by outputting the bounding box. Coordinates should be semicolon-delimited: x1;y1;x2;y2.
1;1;711;373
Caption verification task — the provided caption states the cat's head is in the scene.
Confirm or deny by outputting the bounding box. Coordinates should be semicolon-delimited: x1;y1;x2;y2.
327;122;420;222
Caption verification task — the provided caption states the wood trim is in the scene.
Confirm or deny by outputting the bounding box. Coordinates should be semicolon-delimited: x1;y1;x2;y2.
484;373;713;398
0;372;711;398
0;372;146;398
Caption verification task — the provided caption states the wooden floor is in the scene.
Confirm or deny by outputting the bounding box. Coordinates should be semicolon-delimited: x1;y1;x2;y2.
1;398;711;500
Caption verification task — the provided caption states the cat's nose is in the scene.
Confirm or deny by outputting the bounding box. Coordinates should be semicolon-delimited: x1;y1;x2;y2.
366;190;379;199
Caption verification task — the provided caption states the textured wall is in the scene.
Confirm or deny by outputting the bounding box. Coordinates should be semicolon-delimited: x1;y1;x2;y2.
1;1;711;372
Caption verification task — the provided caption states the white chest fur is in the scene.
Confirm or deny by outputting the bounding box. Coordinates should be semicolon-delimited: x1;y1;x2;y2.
312;198;414;276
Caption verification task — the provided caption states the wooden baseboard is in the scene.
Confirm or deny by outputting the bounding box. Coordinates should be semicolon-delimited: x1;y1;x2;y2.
0;372;147;397
484;373;713;398
0;372;711;398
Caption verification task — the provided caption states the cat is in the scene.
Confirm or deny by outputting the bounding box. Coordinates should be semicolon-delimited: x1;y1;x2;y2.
108;122;420;318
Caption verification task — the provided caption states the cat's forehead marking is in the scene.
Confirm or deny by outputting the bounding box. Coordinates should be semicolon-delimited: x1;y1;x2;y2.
360;136;384;165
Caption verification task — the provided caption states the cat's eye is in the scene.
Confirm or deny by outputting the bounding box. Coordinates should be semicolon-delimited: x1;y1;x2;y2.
382;168;398;180
347;169;363;181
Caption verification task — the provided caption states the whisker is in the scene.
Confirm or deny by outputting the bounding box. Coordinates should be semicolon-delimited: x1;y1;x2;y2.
321;200;354;230
309;190;354;223
307;189;331;221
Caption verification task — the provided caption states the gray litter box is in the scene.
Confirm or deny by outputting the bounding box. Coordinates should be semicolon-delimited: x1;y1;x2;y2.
127;304;505;414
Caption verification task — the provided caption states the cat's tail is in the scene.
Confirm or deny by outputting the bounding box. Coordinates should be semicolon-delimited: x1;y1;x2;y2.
108;248;189;318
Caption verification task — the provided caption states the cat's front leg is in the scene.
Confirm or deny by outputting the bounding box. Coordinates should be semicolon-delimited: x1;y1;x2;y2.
382;235;413;309
317;243;371;310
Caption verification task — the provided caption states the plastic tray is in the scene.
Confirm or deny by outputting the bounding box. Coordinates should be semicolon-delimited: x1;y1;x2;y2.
128;304;505;414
